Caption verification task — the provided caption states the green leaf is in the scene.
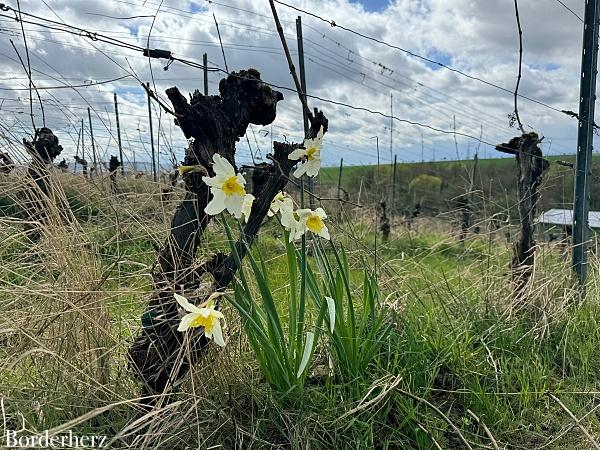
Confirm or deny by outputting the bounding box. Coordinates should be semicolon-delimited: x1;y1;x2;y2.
297;331;315;379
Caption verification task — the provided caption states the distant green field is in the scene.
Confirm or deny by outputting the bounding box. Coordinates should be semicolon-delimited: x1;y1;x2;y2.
319;154;583;187
316;153;599;217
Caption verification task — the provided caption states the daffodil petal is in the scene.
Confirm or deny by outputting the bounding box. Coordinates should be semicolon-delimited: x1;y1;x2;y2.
236;173;247;187
293;163;309;178
198;307;212;318
288;148;305;160
319;225;330;240
212;321;226;347
305;160;321;177
294;226;306;241
174;293;203;313
212;154;235;177
295;208;312;218
242;194;255;222
178;312;199;332
205;189;227;215
202;174;226;188
225;193;245;218
315;207;327;219
280;212;295;229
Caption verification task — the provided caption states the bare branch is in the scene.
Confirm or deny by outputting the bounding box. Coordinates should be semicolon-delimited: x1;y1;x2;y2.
513;0;525;134
548;392;600;450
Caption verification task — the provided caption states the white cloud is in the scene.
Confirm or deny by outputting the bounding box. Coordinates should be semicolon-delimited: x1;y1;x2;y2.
0;0;587;169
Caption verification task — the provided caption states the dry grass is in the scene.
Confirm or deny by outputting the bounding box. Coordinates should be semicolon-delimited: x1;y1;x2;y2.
0;166;599;449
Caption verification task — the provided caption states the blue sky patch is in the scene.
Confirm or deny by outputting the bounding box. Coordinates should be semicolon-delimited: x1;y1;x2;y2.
529;62;560;71
189;2;207;14
352;0;390;13
424;48;452;71
114;86;145;99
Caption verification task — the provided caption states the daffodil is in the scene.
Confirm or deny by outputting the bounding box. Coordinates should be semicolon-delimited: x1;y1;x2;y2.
288;126;324;178
203;154;254;219
294;207;330;240
174;292;226;347
268;191;293;217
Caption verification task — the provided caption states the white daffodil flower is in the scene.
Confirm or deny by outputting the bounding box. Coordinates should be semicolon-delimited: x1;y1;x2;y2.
174;292;226;347
203;154;254;220
293;207;330;240
288;126;324;178
268;191;295;217
241;193;255;223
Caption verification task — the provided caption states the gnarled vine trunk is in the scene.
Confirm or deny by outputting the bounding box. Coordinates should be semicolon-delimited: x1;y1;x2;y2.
22;127;63;230
128;69;328;401
496;132;549;299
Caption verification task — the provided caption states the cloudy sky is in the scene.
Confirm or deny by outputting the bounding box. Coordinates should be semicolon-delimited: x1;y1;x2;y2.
0;0;588;171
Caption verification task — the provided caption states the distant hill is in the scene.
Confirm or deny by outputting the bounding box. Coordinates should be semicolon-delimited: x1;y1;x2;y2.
318;154;591;220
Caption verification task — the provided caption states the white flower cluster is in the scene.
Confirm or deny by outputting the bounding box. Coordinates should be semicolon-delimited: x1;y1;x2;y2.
269;192;330;242
288;126;324;178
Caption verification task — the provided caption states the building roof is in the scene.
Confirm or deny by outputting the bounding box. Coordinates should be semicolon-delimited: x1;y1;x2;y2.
537;208;600;229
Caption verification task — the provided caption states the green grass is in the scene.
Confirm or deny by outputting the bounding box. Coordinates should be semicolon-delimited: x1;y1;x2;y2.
1;173;599;449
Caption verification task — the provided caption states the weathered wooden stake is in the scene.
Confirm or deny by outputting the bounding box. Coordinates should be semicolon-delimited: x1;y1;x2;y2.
73;125;80;174
87;108;97;176
389;93;393;165
114;93;125;176
146;82;157;183
391;154;397;218
337;158;343;198
80;119;86;176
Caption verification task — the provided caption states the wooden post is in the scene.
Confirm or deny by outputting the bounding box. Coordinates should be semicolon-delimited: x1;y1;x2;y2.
114;93;125;175
73;124;80;174
453;115;459;160
337;158;343;198
87;107;97;175
146;82;157;183
80;118;87;176
337;157;344;220
573;0;600;284
203;53;209;96
392;154;397;217
389;93;393;165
